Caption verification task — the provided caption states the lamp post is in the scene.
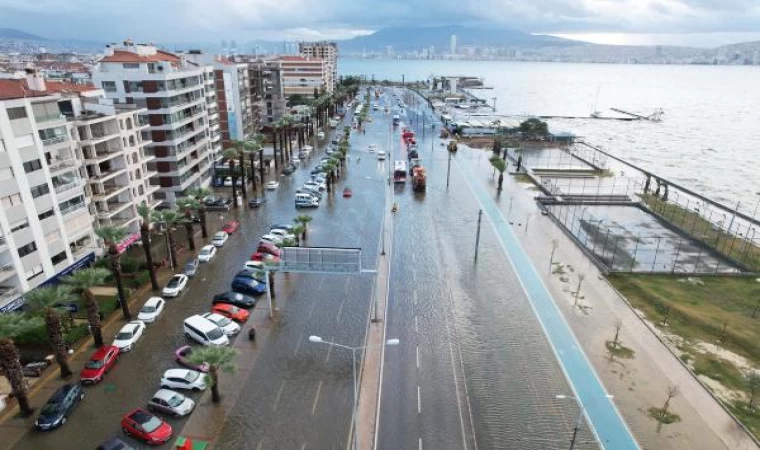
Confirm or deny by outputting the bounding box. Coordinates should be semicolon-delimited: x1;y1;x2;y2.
309;336;400;450
555;394;613;450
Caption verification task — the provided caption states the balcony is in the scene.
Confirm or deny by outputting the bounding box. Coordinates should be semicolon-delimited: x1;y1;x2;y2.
96;202;132;219
42;135;67;146
48;157;79;175
0;262;16;283
89;167;127;184
91;183;129;201
84;146;122;164
35;114;66;127
54;179;83;196
60;202;88;217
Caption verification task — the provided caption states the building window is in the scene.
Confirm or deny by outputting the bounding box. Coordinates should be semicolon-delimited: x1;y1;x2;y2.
1;193;22;207
10;219;29;232
30;184;50;198
18;241;37;258
25;264;43;281
101;81;117;92
122;63;140;69
51;251;67;265
38;209;54;221
7;107;27;120
23;159;43;173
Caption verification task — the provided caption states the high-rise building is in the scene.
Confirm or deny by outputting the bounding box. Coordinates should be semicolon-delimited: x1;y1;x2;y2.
450;35;457;55
246;58;286;125
298;42;338;93
277;56;327;99
92;41;220;205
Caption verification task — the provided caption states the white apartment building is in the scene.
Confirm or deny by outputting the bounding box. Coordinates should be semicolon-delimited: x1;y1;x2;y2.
92;41;220;205
278;55;327;99
299;42;338;93
0;73;97;312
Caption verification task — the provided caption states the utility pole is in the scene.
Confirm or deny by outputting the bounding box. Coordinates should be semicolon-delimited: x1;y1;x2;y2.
446;150;452;190
474;209;483;262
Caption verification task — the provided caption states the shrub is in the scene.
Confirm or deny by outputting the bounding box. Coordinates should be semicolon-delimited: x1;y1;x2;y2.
130;270;151;289
120;256;141;274
64;323;90;345
13;323;49;345
98;295;119;316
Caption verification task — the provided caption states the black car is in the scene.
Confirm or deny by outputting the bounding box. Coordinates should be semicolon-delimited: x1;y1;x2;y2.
97;437;137;450
282;165;295;176
249;197;267;208
203;196;232;207
311;167;326;175
35;383;85;431
212;291;257;309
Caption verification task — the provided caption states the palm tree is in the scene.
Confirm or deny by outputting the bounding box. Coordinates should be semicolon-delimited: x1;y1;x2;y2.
0;313;44;416
25;286;77;378
489;156;507;192
223;148;239;209
291;224;305;245
270;124;280;170
63;267;110;348
154;209;183;270
187;346;237;403
95;226;131;320
176;197;199;251
137;202;160;290
294;215;313;239
187;187;212;238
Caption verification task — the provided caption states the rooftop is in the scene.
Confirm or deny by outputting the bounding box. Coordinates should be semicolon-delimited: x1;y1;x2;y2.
100;49;180;64
0;79;96;100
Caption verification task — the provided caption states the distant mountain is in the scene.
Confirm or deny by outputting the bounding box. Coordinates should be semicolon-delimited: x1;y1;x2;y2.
338;25;578;53
0;28;46;40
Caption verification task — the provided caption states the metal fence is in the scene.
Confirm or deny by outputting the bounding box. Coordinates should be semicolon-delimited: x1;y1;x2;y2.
506;147;597;171
540;175;645;199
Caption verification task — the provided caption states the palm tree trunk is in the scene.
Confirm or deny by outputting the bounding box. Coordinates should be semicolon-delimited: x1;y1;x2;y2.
229;160;238;209
46;310;72;378
184;221;195;251
259;150;265;187
110;246;131;320
198;206;208;239
498;173;504;191
84;289;104;347
141;224;160;291
249;153;257;191
238;155;248;200
210;368;221;403
0;339;33;416
268;271;276;298
167;229;178;270
271;131;278;170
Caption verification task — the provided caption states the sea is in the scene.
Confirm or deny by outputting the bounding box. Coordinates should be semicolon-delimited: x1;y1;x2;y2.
340;58;760;215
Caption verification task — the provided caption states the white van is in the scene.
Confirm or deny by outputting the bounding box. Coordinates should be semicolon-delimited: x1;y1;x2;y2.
183;315;229;347
295;193;319;208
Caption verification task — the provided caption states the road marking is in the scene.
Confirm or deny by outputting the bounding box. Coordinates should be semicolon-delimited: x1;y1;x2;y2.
419;437;423;450
325;337;334;362
301;444;307;450
336;298;346;322
417;385;421;414
308;301;315;319
312;380;323;415
416;346;421;370
412;271;416;282
273;380;286;411
294;335;303;356
256;442;263;450
414;316;418;333
443;288;470;450
412;252;415;264
413;289;417;305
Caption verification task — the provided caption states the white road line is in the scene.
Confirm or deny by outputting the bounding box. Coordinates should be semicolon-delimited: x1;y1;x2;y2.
293;335;303;356
312;380;323;415
325;338;334;362
443;290;470;450
301;444;307;450
417;385;421;414
273;380;286;411
336;298;346;322
414;316;419;333
419;437;423;450
416;346;420;369
308;302;315;319
412;271;416;282
256;442;263;450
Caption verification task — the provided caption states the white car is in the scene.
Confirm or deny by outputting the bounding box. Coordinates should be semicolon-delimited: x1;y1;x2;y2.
201;312;241;337
266;181;280;190
377;151;386;160
113;320;146;352
304;181;324;193
269;228;296;241
148;389;195;417
368;144;377;152
163;274;189;298
260;234;283;246
137;297;165;324
212;231;229;247
198;244;217;262
317;131;325;139
160;369;206;392
244;260;264;270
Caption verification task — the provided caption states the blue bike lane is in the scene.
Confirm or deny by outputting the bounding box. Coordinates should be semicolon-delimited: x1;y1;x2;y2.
456;156;640;450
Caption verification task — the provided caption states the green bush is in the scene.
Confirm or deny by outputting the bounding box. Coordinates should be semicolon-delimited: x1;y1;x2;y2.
64;323;90;345
130;270;151;289
98;295;119;316
13;323;49;345
93;258;109;270
120;256;141;274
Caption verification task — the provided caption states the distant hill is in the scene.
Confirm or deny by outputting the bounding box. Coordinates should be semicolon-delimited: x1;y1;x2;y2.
339;25;578;53
0;28;46;40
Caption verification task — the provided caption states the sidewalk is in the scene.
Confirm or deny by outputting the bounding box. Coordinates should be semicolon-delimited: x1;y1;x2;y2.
460;148;757;450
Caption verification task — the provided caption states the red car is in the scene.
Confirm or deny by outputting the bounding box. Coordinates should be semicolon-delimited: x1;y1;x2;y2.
211;303;250;323
80;345;120;384
222;220;240;234
250;252;281;264
256;241;281;257
121;408;172;445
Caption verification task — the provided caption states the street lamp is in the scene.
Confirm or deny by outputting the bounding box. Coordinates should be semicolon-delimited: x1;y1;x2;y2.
555;394;613;450
309;336;400;450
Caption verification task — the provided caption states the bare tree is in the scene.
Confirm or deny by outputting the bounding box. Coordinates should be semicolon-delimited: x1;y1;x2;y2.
660;385;680;418
549;239;559;273
612;319;623;348
574;274;585;308
748;373;760;410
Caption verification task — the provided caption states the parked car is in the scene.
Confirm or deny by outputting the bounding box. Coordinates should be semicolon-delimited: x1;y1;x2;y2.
198;245;217;262
222;221;240;234
211;303;250;323
113;320;146;352
212;291;257;309
310;167;326;175
137;297;165;324
222;177;243;187
96;437;136;450
377;150;386;160
304;181;324;193
201;312;241;337
174;346;209;373
251;252;281;264
249;197;267;208
34;383;85;431
183;257;200;277
282;165;295;175
203;196;232;207
260;234;283;246
271;223;296;233
298;151;308;160
295;193;319;208
160;369;206;392
183;315;229;347
256;241;281;257
317;131;325;139
231;277;266;296
235;269;267;284
162;274;189;298
266;181;280;190
244;260;264;270
80;346;120;384
121;408;173;445
269;228;295;241
212;231;229;247
299;186;322;199
147;389;195;417
368;144;377;152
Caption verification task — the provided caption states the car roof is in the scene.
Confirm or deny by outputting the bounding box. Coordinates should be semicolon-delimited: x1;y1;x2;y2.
120;322;140;332
153;389;181;402
201;244;215;251
164;368;191;377
145;297;162;306
127;408;154;424
214;231;227;237
171;274;184;280
49;383;78;402
91;345;117;359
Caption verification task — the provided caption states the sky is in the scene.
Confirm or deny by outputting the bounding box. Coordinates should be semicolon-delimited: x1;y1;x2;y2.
1;0;760;47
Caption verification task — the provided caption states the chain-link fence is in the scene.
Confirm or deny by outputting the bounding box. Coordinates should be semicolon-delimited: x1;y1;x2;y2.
506;147;597;171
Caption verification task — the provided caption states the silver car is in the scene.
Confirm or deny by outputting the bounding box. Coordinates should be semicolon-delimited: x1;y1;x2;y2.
147;389;195;417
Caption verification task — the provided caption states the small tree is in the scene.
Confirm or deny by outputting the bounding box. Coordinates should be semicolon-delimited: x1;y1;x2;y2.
63;267;110;348
136;202;160;290
95;226;131;320
176;197;200;251
0;313;44;416
748;372;760;410
25;286;77;378
291;224;305;245
154;209;184;270
187;187;212;238
660;385;679;418
187;346;237;403
612;319;623;348
294;215;313;239
489;156;507;191
223;148;239;209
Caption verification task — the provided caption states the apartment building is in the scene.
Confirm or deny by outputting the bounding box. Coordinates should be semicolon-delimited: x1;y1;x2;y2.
278;55;327;99
299;41;338;93
238;57;286;125
91;41;220;205
183;52;258;150
0;73;97;311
